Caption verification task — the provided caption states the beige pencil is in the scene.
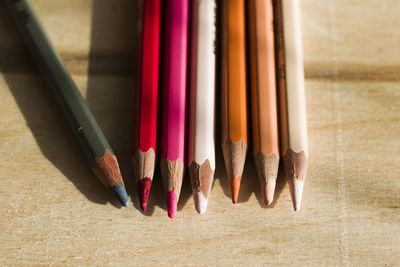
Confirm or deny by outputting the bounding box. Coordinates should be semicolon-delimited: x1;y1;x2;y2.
275;0;308;211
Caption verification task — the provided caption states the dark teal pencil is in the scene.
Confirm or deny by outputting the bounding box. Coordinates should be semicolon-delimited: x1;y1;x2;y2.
5;0;129;206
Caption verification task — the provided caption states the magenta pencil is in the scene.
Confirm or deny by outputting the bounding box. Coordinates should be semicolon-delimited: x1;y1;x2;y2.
159;0;189;218
132;0;162;212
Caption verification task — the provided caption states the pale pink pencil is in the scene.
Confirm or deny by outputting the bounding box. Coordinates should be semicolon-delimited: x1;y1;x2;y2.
188;0;216;214
159;0;189;218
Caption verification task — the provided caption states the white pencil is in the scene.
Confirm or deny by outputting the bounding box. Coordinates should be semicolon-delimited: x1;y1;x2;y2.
278;0;309;211
188;0;216;214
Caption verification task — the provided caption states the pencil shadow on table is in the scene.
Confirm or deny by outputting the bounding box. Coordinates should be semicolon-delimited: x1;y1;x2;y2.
85;0;150;211
213;0;230;203
0;4;117;207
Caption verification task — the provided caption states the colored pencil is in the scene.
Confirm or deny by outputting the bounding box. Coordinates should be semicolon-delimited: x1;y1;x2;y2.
275;0;309;211
221;0;248;203
188;0;216;214
160;0;189;218
6;0;129;206
133;0;162;212
248;0;280;206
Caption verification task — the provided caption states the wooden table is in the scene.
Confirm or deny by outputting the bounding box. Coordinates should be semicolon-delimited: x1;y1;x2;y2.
1;0;399;265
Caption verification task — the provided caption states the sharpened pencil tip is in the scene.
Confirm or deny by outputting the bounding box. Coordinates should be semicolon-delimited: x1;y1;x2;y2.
110;184;130;207
193;192;208;214
138;178;152;211
289;178;304;211
230;176;241;204
123;199;130;207
265;180;276;206
166;191;177;218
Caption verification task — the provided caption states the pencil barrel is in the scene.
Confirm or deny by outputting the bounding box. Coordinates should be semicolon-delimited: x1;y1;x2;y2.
5;0;113;164
281;0;308;155
221;0;248;146
188;0;216;169
248;0;280;157
160;0;189;162
226;0;247;144
137;0;161;154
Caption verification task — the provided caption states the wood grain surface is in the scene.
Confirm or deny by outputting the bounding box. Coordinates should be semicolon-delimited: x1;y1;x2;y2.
0;0;399;265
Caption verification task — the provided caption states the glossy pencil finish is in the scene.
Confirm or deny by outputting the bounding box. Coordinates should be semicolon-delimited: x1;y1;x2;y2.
6;0;129;206
248;0;279;206
221;0;247;203
276;0;308;211
133;0;162;212
160;0;189;218
188;0;216;214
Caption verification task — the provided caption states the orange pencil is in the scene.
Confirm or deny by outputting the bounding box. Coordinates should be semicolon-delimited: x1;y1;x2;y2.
248;0;280;206
221;0;247;203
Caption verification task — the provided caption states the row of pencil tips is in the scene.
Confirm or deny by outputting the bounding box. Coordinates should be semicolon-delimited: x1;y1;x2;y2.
133;0;308;218
6;0;307;219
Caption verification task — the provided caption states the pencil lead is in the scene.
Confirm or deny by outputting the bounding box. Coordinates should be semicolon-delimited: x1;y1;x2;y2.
137;177;152;211
288;178;304;211
193;191;208;214
110;184;130;207
230;176;241;204
265;179;276;206
167;191;177;218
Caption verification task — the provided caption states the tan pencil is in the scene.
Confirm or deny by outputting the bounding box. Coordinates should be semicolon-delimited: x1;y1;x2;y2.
275;0;309;211
248;0;280;206
221;0;248;203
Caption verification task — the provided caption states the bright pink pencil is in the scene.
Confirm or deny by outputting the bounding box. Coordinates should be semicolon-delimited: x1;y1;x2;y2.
133;0;162;211
160;0;189;218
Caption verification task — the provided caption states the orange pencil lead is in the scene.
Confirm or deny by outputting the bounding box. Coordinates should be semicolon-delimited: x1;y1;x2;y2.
230;176;241;204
